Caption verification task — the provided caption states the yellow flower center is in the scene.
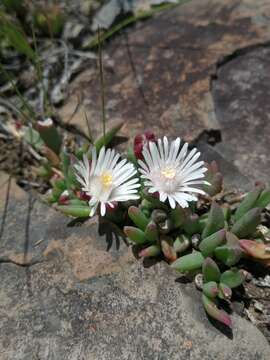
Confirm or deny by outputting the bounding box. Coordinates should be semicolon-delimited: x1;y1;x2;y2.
161;167;176;179
101;172;113;188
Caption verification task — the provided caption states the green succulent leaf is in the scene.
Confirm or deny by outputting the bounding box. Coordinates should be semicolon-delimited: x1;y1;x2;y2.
128;206;149;231
170;207;187;228
254;188;270;209
36;119;62;155
202;257;221;283
124;226;146;245
234;187;262;221
220;269;245;289
161;238;177;262
145;221;159;243
214;245;243;266
202;202;225;239
231;208;261;238
199;229;226;257
56;205;90;217
171;251;204;273
173;234;190;253
203;281;219;299
218;283;232;300
183;214;200;235
139;245;161;258
202;294;232;327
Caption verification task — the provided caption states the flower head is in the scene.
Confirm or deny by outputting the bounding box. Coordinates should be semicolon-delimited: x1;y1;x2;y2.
134;130;156;160
138;137;208;208
74;147;140;216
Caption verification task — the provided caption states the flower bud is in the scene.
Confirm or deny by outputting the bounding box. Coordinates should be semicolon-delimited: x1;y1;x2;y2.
134;130;156;160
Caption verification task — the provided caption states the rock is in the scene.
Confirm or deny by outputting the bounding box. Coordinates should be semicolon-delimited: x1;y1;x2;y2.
212;46;270;183
0;190;134;274
0;254;270;359
59;0;270;149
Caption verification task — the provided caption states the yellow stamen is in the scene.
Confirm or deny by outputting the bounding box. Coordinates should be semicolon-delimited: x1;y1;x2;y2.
161;167;176;179
101;172;113;187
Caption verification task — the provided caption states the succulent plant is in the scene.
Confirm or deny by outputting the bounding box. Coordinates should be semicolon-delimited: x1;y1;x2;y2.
38;125;270;330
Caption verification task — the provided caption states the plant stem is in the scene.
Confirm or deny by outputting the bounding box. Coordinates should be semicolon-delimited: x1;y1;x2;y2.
98;27;106;140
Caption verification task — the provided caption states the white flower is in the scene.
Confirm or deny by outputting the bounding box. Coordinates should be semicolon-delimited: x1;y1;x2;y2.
74;147;140;216
138;137;208;209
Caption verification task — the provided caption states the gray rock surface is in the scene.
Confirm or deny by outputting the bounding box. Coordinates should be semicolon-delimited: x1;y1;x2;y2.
59;0;270;149
212;46;270;183
1;252;270;359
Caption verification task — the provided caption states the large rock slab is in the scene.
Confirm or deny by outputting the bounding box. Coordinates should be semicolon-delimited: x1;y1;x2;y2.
212;46;270;182
59;0;270;147
0;258;270;359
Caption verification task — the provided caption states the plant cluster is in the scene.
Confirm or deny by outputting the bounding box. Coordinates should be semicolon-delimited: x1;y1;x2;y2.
22;119;270;329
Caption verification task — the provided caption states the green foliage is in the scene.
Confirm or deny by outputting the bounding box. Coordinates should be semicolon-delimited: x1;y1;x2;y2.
202;202;225;239
0;13;36;60
171;251;204;272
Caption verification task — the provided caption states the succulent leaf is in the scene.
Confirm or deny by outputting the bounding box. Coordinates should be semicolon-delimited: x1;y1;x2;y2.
124;226;146;245
218;283;232;300
234;187;262;221
203;281;219;299
128;206;149;231
202;294;232;328
183;214;200;235
161;237;177;262
56;205;90;217
202;202;225;239
139;245;161;258
254;188;270;208
173;234;190;253
37;119;62;155
214;245;243;266
145;221;159;243
171;251;204;273
199;229;226;257
220;269;245;289
170;207;187;228
202;257;221;283
231;208;261;238
239;240;270;260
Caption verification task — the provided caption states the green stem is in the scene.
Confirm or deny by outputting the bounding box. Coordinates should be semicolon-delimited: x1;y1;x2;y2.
98;27;106;141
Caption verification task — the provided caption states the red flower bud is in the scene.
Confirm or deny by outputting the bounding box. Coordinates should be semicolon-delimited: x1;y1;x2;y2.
134;131;156;160
76;191;91;201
